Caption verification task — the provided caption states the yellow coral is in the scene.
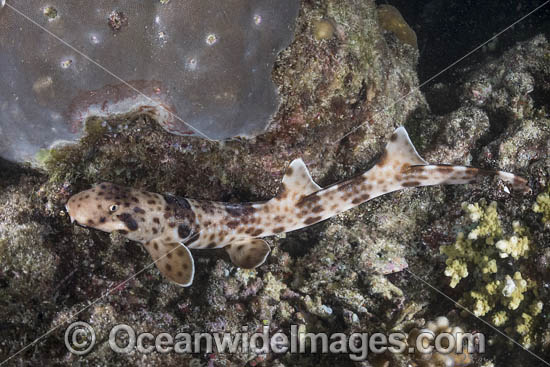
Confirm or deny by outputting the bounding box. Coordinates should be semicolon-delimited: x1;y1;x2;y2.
441;201;542;348
516;313;533;336
495;222;529;259
529;301;543;316
470;291;493;316
444;258;468;288
465;201;502;244
485;280;501;296
502;272;528;310
533;188;550;225
478;255;497;276
491;311;508;327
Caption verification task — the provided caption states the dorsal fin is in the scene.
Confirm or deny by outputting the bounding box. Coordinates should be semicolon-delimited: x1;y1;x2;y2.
379;126;428;169
276;159;321;202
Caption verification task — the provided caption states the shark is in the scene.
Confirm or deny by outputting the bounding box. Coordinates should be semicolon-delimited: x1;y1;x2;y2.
66;127;529;286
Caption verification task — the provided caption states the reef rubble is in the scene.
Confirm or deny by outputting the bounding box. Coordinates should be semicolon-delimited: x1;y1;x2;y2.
1;1;549;366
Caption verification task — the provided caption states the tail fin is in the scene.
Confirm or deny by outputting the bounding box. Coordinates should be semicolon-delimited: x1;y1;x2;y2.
380;127;530;193
403;165;531;193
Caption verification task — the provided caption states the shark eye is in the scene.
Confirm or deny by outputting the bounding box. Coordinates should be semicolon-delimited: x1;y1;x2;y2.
109;204;118;212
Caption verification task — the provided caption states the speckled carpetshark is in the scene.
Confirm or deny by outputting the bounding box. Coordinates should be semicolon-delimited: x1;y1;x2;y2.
66;127;529;286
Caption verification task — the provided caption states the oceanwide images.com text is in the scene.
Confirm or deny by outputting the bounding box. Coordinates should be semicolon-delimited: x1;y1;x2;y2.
65;322;484;361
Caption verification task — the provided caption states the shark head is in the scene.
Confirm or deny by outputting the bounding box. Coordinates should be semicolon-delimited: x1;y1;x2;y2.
66;182;164;243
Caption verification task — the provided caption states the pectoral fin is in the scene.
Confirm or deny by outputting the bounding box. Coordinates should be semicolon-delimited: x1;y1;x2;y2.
225;238;271;269
144;240;195;286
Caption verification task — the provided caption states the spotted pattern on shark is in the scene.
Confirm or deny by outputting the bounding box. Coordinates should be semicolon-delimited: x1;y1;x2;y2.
66;127;529;286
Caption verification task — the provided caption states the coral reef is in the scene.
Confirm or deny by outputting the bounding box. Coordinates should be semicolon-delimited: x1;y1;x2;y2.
1;1;549;366
407;316;473;367
533;185;550;226
0;0;299;162
377;4;417;48
440;200;543;349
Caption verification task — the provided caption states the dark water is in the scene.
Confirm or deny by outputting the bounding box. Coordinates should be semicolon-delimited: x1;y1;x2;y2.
380;0;550;83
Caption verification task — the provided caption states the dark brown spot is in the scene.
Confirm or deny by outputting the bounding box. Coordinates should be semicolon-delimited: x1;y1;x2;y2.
251;228;263;237
99;217;106;223
390;132;398;142
286;166;293;176
183;263;189;270
117;213;138;231
153;217;160;224
177;271;183;277
304;216;322;225
276;185;289;200
376;150;389;167
165;263;172;272
225;204;256;218
237;244;244;251
352;193;370;204
311;205;324;213
154;242;159;250
133;207;146;214
178;224;191;238
402;181;421;187
152;228;158;234
131;196;139;203
119;230;128;235
273;226;285;234
177;248;186;257
436;165;454;174
100;184;107;190
98;192;104;196
207;242;217;249
147;199;155;205
296;193;320;208
87;219;94;225
164;213;171;219
227;220;240;229
167;253;172;259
